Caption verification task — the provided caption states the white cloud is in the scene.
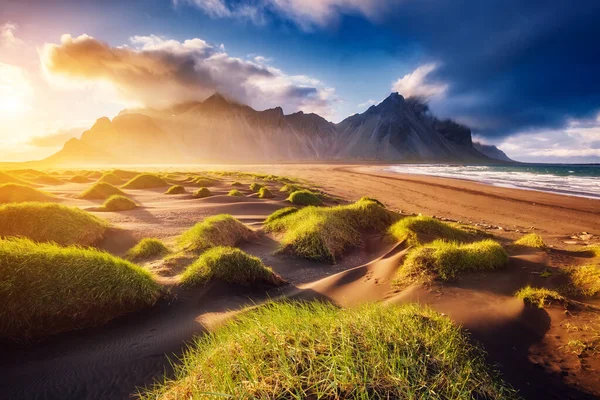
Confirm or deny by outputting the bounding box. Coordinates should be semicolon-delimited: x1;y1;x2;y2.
41;33;337;117
391;63;448;99
0;62;34;117
357;99;376;108
0;22;24;48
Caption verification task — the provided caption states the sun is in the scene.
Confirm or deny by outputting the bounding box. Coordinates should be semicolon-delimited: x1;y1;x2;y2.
0;62;33;118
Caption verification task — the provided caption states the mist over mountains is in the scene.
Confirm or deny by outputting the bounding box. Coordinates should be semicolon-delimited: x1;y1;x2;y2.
44;93;511;165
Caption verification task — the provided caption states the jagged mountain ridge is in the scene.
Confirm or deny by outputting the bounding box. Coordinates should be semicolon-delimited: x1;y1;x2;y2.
45;92;506;164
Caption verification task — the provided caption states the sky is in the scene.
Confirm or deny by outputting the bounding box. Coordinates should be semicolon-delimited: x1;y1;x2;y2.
1;0;600;163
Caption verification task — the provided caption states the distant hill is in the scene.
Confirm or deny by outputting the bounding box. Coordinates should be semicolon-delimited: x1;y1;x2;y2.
473;142;513;162
39;92;511;165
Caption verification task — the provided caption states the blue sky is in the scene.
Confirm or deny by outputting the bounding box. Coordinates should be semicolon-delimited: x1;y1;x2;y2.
1;0;600;162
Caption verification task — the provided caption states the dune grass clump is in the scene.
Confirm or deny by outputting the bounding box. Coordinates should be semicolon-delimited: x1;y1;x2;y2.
389;215;473;246
569;264;600;297
395;239;509;286
264;207;298;224
287;189;322;206
249;182;264;192
69;174;90;183
126;238;169;261
178;214;255;252
110;169;140;180
258;187;274;199
165;185;186;195
514;233;546;249
280;183;301;193
231;181;243;186
98;172;123;185
121;174;168;189
0;171;32;185
228;189;244;197
30;174;64;185
192;187;212;198
265;198;392;263
0;202;107;246
181;246;284;287
140;302;515;400
515;286;565;308
78;182;125;200
102;195;137;211
0;238;161;341
0;184;52;203
191;176;218;187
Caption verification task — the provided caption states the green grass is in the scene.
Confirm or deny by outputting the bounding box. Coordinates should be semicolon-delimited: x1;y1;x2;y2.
126;238;170;261
249;182;264;192
280;183;301;193
98;172;123;185
139;302;515;400
569;264;600;297
258;187;274;199
191;176;218;187
165;185;186;195
389;215;473;246
395;239;509;286
515;286;564;308
0;183;52;203
0;202;107;246
192;187;212;198
264;198;393;263
264;207;298;224
359;196;385;207
180;246;284;287
228;189;244;197
102;195;137;211
69;174;90;183
121;174;168;189
79;182;125;200
513;233;546;249
231;181;243;186
287;189;322;206
0;237;161;341
178;214;255;252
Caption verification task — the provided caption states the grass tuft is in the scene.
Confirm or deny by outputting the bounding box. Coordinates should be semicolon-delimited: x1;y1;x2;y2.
265;198;392;263
110;169;140;180
98;172;123;185
139;302;516;400
121;174;168;189
0;238;161;341
280;183;301;193
249;182;264;192
165;185;186;195
0;183;52;203
181;246;284;287
102;195;137;211
178;214;255;252
514;233;546;249
228;189;244;197
231;181;243;186
79;182;125;200
190;176;218;187
515;286;564;308
69;174;90;183
389;215;473;246
0;171;33;186
0;202;107;246
396;239;509;286
127;238;169;261
287;189;322;206
192;187;212;198
258;187;274;198
569;264;600;297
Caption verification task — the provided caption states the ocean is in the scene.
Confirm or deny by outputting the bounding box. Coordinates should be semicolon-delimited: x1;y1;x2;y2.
385;164;600;199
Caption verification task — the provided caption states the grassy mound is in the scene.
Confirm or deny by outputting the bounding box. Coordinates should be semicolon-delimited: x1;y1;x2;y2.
0;184;52;203
84;170;103;179
165;185;186;195
569;264;600;297
0;171;32;185
110;169;140;180
249;182;264;192
258;187;274;198
181;246;284;287
0;238;161;341
514;233;546;249
102;195;137;211
126;238;169;261
389;215;473;245
98;172;123;185
280;183;300;193
69;174;90;183
395;239;509;286
515;286;564;308
192;187;212;198
79;182;125;200
265;198;392;263
140;302;515;400
287;189;322;206
178;214;255;252
228;189;244;197
231;181;243;186
0;202;107;246
264;207;298;224
191;176;218;186
121;174;168;189
29;174;64;185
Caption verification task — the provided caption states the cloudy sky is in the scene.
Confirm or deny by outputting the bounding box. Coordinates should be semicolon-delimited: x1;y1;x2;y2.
1;0;600;162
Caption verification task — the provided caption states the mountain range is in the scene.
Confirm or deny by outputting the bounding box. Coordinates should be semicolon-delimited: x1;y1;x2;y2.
43;92;512;165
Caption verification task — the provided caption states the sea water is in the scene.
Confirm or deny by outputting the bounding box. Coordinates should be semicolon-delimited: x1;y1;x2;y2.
385;164;600;199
